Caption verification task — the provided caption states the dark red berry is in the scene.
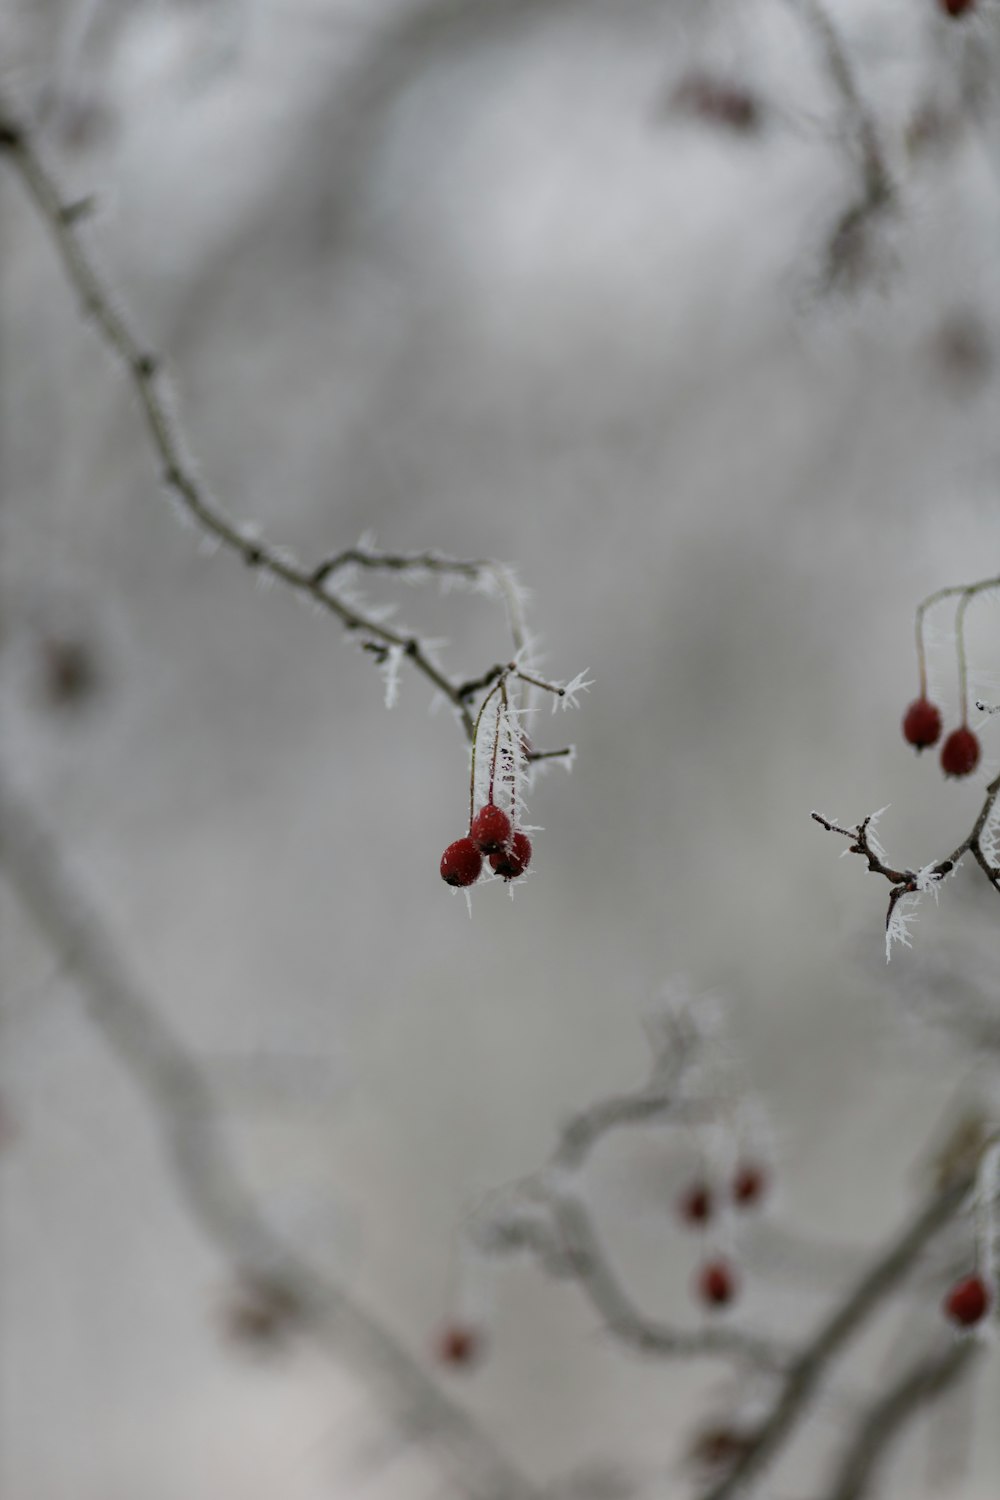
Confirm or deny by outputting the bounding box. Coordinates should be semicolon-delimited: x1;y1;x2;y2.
940;0;975;17
943;1273;991;1327
440;838;483;887
436;1324;483;1367
489;830;532;880
688;1424;753;1476
940;725;980;778
732;1163;768;1209
678;1182;714;1226
470;803;512;855
903;697;942;751
696;1258;739;1310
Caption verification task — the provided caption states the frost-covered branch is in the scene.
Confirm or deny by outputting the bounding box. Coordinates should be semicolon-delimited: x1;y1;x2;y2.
0;101;576;768
0;772;541;1500
465;996;787;1376
813;780;1000;955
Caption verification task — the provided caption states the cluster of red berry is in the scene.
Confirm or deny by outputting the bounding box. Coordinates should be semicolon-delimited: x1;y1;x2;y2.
902;697;980;777
677;1162;769;1312
440;802;532;887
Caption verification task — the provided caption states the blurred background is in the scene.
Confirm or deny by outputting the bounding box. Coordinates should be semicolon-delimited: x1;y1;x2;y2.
2;0;1000;1495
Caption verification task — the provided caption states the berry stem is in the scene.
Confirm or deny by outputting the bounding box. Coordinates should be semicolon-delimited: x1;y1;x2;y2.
916;574;1000;718
914;601;930;702
468;677;507;830
955;588;974;727
488;679;508;805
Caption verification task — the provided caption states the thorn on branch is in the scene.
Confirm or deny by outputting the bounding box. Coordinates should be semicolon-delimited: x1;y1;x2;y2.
134;352;159;380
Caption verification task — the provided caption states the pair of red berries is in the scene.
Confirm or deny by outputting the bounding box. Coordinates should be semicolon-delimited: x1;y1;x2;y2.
440;803;532;886
678;1164;768;1227
902;698;980;777
943;1272;992;1328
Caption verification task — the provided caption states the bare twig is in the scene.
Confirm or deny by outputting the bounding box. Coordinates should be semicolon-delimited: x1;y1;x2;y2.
0;101;576;762
0;773;541;1500
694;1171;975;1500
815;1338;980;1500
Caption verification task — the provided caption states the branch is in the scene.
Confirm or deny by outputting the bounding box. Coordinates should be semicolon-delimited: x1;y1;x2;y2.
468;1017;787;1377
815;1338;980;1500
694;1171;975;1500
813;779;1000;939
0;772;541;1500
790;0;895;291
0;102;576;761
548;1193;784;1371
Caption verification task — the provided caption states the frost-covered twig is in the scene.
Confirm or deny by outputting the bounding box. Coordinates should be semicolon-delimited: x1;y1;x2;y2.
0;102;574;767
813;780;1000;953
0;773;541;1500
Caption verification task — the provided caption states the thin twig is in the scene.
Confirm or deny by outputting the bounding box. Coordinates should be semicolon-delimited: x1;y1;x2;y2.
0;773;541;1500
813;775;1000;933
0;101;575;759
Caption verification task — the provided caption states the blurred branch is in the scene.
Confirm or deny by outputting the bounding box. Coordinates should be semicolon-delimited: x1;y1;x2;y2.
548;1193;784;1370
694;1171;975;1500
790;0;895;290
0;102;573;760
815;1338;980;1500
0;772;541;1500
469;1023;787;1376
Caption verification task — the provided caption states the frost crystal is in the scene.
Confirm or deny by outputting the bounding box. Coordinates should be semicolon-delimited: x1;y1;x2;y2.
886;888;920;962
380;644;403;709
865;806;891;865
554;670;594;712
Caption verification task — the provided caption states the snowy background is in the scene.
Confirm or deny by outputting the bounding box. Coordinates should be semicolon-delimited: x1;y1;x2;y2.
2;0;1000;1495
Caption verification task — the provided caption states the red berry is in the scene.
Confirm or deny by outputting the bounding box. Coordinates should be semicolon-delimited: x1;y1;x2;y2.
688;1425;753;1476
902;697;942;751
470;803;512;855
696;1258;739;1310
678;1182;714;1226
732;1163;768;1209
940;725;980;778
489;830;532;880
440;837;483;887
436;1323;483;1367
943;1273;991;1328
940;0;975;16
